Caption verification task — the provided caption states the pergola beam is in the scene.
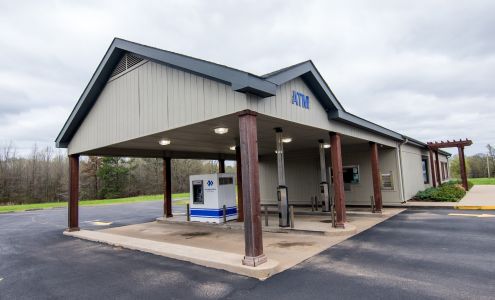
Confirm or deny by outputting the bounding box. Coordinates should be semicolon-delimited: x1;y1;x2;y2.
427;139;472;149
427;138;472;190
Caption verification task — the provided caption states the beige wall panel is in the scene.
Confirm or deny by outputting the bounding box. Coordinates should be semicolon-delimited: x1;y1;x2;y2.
400;144;427;200
258;146;402;206
251;78;397;148
379;148;402;204
259;151;320;205
252;77;328;129
341;146;401;205
69;66;399;154
68;61;248;154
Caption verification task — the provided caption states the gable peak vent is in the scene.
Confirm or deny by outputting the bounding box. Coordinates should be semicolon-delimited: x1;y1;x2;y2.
110;53;144;78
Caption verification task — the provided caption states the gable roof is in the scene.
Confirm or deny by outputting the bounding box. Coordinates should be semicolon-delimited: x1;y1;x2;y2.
55;38;277;147
55;38;450;156
263;60;345;112
263;60;404;141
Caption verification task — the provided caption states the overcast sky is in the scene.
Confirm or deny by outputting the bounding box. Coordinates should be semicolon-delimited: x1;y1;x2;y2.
1;0;494;156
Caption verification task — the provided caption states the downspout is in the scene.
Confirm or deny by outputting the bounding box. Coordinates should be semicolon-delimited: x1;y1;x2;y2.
397;138;409;202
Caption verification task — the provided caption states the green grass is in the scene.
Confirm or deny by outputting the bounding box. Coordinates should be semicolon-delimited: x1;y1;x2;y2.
468;178;495;185
0;193;190;214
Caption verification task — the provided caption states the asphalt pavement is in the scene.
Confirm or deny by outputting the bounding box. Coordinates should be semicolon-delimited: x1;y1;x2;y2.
0;201;494;299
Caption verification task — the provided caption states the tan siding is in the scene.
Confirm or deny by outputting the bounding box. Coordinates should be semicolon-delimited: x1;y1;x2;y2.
379;148;402;204
259;151;320;205
342;147;373;205
259;146;402;205
254;77;328;128
68;61;248;154
400;144;427;200
251;78;397;148
70;64;400;155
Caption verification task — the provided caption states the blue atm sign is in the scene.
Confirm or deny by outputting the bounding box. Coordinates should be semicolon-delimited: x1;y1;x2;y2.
292;91;310;109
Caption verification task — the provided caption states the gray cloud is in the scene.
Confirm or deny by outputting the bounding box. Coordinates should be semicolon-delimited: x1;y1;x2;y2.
0;0;493;155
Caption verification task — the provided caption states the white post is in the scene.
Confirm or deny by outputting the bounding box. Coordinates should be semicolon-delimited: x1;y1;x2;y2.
275;128;289;227
318;140;330;211
276;129;286;186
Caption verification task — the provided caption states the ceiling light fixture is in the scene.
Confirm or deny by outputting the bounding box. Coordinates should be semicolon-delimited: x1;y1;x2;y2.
323;144;331;148
229;145;236;151
281;137;292;143
158;139;171;146
214;127;229;135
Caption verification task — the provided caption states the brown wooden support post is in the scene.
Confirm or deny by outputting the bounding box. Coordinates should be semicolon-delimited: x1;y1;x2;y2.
369;142;383;213
435;150;441;185
330;132;346;228
429;148;437;187
238;110;266;266
67;154;80;231
235;145;244;222
163;157;173;218
458;146;468;190
218;159;225;173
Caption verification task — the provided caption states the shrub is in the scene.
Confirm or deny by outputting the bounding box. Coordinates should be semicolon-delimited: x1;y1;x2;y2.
415;187;437;200
414;182;467;202
447;179;474;190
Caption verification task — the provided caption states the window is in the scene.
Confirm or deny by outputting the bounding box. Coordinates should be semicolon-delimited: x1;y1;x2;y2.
441;162;448;181
381;172;394;190
343;166;360;184
421;157;429;184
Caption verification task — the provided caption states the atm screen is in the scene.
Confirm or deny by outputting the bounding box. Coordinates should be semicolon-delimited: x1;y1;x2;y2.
219;177;233;185
192;180;204;204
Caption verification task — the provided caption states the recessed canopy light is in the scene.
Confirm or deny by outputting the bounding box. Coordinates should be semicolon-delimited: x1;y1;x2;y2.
158;139;171;146
281;137;292;143
323;144;331;148
229;145;236;151
214;127;229;135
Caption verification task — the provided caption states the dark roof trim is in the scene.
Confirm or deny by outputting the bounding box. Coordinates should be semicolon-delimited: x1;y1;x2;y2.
403;136;452;157
263;60;345;112
329;110;404;141
264;61;403;141
56;38;451;154
55;38;276;147
117;39;276;97
263;61;449;152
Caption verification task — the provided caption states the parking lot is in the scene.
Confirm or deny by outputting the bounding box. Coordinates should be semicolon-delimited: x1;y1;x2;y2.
1;202;494;299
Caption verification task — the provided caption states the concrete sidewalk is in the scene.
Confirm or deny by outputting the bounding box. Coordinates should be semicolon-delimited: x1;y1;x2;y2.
65;209;404;279
456;185;495;209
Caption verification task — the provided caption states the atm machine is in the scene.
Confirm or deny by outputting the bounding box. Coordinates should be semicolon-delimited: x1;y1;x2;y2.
189;173;237;223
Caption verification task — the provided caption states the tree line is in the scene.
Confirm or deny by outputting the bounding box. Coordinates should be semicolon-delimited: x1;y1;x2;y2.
0;144;234;205
449;144;495;179
1;143;493;205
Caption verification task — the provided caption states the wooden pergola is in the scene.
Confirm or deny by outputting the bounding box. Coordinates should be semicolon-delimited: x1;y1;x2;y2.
427;139;473;190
